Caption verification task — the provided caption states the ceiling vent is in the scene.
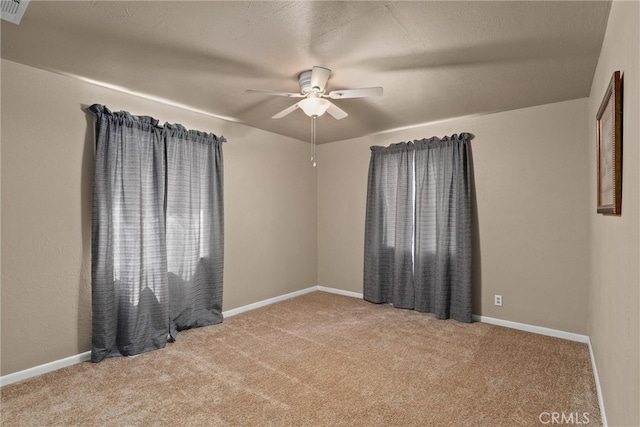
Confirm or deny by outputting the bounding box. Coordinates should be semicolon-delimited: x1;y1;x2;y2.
1;0;30;25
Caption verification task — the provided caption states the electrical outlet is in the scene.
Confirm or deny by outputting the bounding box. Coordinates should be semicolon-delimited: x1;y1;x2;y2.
494;295;503;306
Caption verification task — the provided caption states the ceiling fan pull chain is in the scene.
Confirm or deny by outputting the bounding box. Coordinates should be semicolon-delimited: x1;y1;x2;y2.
311;116;317;167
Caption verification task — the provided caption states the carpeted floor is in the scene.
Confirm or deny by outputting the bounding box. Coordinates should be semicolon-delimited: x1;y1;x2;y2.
1;291;601;426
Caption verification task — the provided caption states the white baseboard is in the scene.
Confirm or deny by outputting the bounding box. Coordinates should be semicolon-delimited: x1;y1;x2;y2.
0;351;91;387
222;286;364;317
222;285;364;318
471;314;589;343
221;286;318;318
587;338;608;427
316;286;363;299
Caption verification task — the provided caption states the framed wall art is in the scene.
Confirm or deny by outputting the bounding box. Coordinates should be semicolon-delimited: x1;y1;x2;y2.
596;70;622;215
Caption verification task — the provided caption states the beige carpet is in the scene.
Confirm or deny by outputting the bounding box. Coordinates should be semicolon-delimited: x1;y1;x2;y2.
1;291;600;426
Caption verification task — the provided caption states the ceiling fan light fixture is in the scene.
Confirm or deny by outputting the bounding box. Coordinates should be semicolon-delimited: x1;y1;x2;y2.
299;97;330;117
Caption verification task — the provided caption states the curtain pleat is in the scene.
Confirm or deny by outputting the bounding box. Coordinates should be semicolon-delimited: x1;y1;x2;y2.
89;104;225;362
165;124;224;339
90;104;169;361
363;133;473;322
414;135;472;322
363;142;415;308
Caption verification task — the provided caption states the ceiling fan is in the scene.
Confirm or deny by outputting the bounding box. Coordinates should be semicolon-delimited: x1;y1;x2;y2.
246;66;383;120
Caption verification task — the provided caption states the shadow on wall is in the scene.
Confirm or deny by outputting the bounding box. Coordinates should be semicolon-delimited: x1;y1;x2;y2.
469;140;483;316
78;106;95;352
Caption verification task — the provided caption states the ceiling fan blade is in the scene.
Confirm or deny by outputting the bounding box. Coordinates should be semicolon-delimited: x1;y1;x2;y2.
272;102;301;119
326;101;348;120
310;66;331;91
327;87;383;99
246;89;304;98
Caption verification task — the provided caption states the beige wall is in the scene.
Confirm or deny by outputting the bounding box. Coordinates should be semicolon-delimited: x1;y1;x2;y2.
318;98;591;335
588;1;640;426
0;59;317;376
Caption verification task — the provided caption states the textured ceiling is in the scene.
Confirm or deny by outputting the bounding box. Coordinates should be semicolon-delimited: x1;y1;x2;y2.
1;1;611;143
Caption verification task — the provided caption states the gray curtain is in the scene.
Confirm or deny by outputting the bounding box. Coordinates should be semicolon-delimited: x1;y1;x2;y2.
90;104;225;362
363;133;473;322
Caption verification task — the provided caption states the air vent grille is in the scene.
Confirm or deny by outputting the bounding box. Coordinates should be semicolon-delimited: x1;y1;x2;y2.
1;0;30;25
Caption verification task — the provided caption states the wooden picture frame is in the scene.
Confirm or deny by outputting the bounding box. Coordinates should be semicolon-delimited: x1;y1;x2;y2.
596;70;622;215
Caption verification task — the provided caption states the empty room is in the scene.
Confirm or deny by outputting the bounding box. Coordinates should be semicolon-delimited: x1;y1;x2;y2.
1;1;638;426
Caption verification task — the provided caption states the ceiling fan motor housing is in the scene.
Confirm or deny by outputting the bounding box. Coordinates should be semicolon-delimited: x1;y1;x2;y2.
298;70;316;94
